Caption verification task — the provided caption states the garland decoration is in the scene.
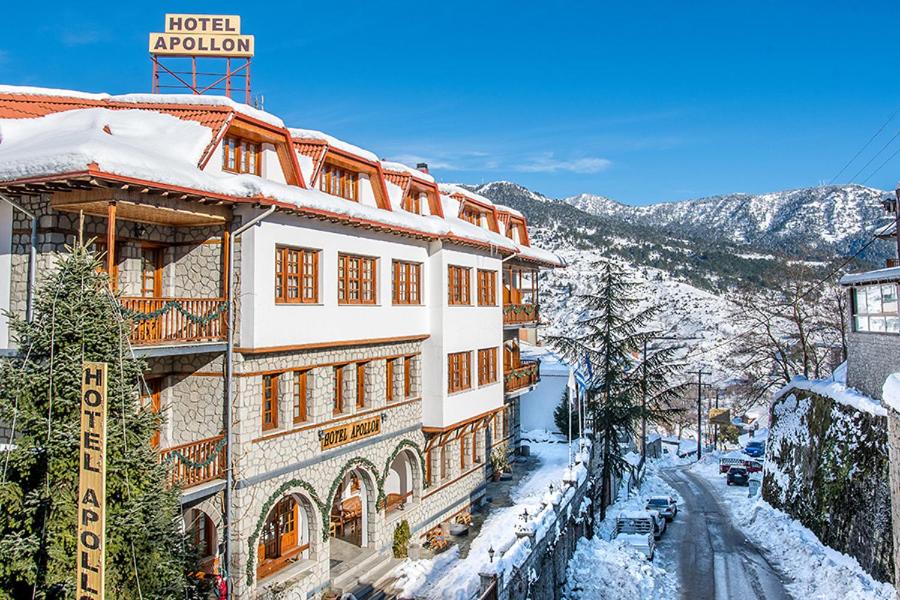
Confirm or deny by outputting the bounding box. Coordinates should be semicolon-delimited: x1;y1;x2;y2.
503;303;538;317
118;299;227;325
160;437;227;469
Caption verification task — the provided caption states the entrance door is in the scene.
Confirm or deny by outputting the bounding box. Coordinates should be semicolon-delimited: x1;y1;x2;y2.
138;246;164;340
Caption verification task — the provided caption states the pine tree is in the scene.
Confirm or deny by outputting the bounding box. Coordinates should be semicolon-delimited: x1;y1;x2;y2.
553;389;581;438
0;244;199;599
547;261;684;521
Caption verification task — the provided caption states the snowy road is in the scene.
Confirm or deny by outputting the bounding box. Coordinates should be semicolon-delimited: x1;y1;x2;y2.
660;467;791;600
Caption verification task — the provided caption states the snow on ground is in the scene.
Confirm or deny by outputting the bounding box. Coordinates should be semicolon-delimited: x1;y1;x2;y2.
691;454;895;600
392;433;581;600
564;462;681;600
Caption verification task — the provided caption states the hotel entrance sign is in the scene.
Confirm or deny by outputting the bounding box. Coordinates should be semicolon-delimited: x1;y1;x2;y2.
76;362;108;600
149;14;254;57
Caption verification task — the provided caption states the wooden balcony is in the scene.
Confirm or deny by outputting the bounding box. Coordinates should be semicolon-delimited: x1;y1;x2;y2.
159;434;227;488
121;297;227;346
503;303;539;326
504;359;540;394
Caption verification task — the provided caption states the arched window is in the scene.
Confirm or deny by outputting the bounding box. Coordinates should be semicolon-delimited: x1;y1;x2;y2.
257;496;309;579
186;508;216;574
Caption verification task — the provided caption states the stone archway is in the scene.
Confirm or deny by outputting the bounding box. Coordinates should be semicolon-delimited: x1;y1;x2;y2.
383;448;422;514
255;490;319;581
184;506;219;576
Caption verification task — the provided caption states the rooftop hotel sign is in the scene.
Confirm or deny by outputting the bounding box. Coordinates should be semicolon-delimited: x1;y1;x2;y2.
149;14;254;57
77;362;108;600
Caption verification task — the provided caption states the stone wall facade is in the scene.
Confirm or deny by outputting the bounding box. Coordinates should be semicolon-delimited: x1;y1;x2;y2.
763;387;894;583
889;411;900;590
846;331;900;400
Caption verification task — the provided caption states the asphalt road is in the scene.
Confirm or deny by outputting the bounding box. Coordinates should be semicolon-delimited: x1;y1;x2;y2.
659;467;792;600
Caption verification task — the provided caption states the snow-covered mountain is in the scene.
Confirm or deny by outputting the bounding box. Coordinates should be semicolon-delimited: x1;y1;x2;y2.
562;184;890;256
472;181;890;393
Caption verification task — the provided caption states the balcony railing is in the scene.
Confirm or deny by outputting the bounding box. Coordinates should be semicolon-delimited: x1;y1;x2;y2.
159;434;227;488
504;359;540;394
503;303;539;326
120;297;227;346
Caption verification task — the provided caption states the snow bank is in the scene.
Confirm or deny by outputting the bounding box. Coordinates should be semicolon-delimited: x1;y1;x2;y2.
381;160;435;183
692;455;895;600
774;368;886;417
882;372;900;414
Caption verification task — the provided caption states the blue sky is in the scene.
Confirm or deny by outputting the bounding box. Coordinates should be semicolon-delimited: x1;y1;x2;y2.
2;1;900;204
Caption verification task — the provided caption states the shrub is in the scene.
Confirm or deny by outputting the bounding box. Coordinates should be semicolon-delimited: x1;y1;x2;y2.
392;520;411;558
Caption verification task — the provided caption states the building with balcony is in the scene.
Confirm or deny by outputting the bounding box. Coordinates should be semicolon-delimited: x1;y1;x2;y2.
0;85;563;598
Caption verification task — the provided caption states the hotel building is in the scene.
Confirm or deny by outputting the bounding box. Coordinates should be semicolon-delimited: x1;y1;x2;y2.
0;86;562;598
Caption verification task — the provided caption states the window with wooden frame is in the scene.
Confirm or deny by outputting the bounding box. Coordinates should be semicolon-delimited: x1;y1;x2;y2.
262;373;279;431
477;269;497;306
478;347;498;386
319;163;360;201
448;265;471;305
440;445;448;480
356;362;367;409
338;254;377;305
402;192;422;214
292;370;310;424
404;355;413;398
257;496;306;579
139;246;163;298
333;366;345;415
425;448;433;485
460;205;481;226
472;426;482;463
392;260;422;305
448;351;472;393
223;136;261;175
386;359;395;403
460;435;468;470
275;246;319;304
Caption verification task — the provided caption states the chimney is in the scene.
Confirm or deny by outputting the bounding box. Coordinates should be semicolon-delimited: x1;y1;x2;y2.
416;162;429;174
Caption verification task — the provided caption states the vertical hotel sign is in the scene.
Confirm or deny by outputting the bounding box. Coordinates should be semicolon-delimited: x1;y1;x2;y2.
149;14;254;57
77;362;108;600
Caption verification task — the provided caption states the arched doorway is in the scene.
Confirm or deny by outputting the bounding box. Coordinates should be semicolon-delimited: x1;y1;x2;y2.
256;494;314;581
185;508;218;576
329;467;377;572
384;450;420;515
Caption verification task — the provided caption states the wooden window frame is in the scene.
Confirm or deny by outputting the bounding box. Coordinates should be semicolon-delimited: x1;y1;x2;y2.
319;162;360;201
356;362;367;409
403;355;413;398
477;269;497;306
478;347;498;386
223;136;261;176
338;254;378;305
392;260;422;305
262;373;280;432
292;370;309;424
334;366;345;415
402;192;422;214
386;359;395;403
448;351;472;393
448;265;472;306
275;246;319;304
425;448;433;485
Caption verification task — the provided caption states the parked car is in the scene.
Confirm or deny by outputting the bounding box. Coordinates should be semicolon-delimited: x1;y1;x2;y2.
614;511;657;559
744;441;765;458
645;496;678;521
726;466;749;486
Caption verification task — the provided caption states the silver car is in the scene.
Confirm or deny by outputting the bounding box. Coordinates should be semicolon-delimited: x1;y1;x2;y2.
645;496;678;521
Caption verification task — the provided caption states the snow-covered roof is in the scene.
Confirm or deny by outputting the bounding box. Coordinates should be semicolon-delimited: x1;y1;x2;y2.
618;510;652;520
495;203;524;218
288;128;379;163
439;183;497;208
520;343;569;375
0;85;564;264
380;160;436;183
839;266;900;286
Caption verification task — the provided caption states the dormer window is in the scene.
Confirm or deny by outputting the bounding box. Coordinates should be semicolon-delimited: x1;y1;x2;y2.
460;206;481;226
402;193;422;215
320;163;359;201
223;136;260;175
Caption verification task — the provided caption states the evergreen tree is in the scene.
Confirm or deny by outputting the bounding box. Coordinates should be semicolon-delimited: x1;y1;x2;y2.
0;244;199;599
547;261;685;521
553;389;581;439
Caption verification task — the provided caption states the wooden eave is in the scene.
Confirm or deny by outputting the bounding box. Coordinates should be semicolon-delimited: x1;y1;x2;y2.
308;145;393;211
222;115;306;188
452;194;500;233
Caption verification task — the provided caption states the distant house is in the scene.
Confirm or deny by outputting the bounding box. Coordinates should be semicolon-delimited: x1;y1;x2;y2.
518;344;570;434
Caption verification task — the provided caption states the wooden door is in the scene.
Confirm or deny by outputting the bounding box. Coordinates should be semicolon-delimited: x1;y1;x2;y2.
140;246;163;298
280;500;298;550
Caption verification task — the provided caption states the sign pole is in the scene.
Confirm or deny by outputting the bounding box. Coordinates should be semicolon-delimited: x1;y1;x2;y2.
77;362;108;600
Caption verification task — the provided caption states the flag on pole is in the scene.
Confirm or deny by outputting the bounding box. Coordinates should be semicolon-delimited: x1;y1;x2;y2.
567;368;577;408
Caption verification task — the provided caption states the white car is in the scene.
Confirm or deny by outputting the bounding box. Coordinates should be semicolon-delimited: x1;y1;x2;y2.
647;510;667;539
614;510;658;559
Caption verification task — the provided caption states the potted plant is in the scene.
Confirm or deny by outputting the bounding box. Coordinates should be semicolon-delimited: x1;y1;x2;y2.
490;447;509;481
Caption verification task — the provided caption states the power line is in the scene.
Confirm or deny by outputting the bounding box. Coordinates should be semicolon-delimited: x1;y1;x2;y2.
863;143;900;186
846;127;900;185
830;104;900;184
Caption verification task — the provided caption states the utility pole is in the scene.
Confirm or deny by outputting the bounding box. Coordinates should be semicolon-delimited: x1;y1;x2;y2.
714;389;720;450
689;369;711;459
